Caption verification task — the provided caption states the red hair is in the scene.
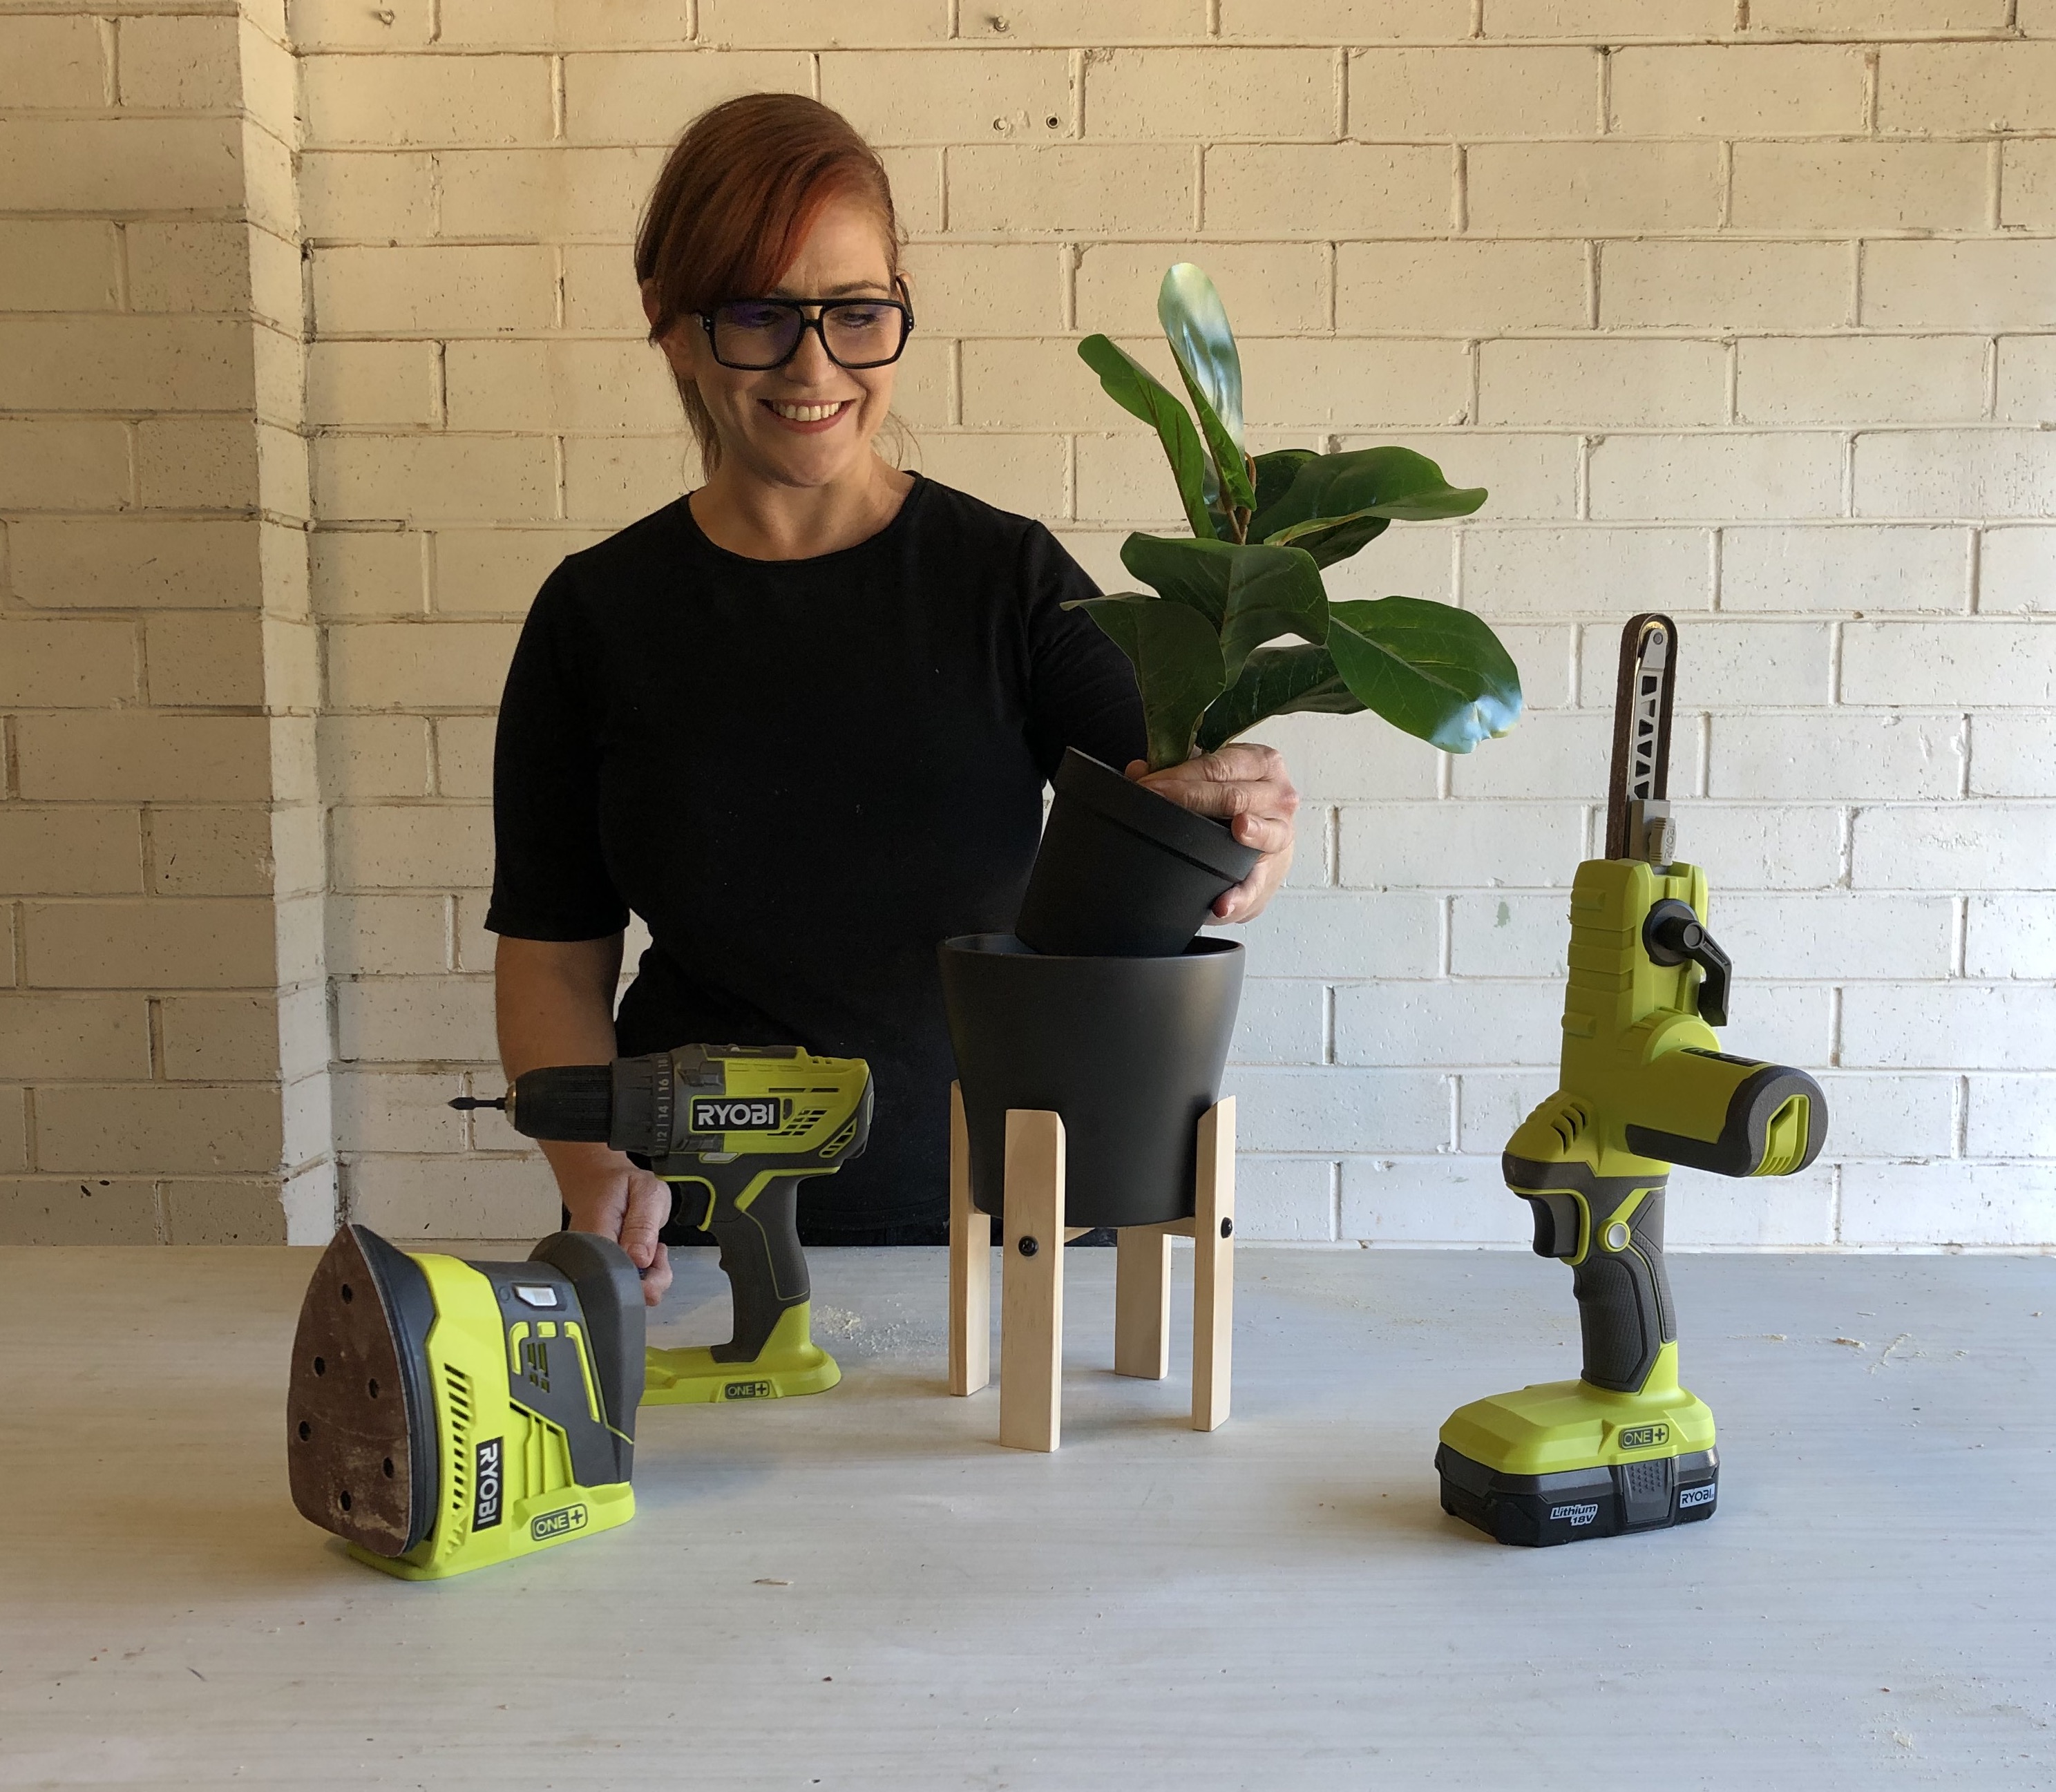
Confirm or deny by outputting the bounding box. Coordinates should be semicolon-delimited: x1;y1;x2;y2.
636;94;905;468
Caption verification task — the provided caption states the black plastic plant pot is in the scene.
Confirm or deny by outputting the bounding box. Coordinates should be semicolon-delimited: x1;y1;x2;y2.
1015;747;1262;958
937;932;1245;1229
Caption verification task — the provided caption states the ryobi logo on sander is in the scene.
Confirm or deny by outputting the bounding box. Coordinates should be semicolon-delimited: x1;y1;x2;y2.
689;1096;781;1131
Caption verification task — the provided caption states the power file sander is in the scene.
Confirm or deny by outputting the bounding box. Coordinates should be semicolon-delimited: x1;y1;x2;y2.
1436;614;1828;1547
287;1226;642;1580
461;1044;873;1404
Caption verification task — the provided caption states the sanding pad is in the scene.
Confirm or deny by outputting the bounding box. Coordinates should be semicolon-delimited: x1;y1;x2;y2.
286;1226;438;1558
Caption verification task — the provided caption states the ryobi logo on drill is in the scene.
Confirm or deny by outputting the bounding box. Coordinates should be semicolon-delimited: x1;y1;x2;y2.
1618;1423;1670;1451
530;1504;588;1542
473;1437;504;1530
689;1096;781;1131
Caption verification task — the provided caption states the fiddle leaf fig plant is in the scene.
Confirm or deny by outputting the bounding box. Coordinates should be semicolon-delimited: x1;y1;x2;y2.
1070;263;1523;771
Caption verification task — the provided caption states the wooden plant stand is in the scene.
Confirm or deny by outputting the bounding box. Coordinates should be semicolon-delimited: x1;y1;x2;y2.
946;1083;1235;1452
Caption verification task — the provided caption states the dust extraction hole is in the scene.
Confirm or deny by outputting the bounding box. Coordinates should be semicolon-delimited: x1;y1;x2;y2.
340;1284;354;1304
297;1420;311;1440
382;1458;395;1478
366;1378;379;1398
312;1356;326;1375
338;1489;353;1512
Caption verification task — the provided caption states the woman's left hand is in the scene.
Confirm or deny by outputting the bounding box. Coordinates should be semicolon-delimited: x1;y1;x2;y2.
1133;743;1299;924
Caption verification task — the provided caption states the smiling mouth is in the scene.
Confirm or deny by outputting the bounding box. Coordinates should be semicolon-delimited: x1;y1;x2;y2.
764;399;853;423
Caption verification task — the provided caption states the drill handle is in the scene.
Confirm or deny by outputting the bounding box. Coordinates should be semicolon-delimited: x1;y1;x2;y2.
675;1167;811;1365
1565;1185;1676;1395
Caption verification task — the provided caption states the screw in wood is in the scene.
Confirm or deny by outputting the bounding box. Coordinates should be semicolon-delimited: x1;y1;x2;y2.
1221;1218;1233;1238
1018;1236;1039;1256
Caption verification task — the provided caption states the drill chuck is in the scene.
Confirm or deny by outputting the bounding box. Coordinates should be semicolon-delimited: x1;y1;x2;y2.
504;1063;616;1145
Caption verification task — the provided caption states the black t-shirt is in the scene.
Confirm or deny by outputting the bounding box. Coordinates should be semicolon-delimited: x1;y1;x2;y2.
486;475;1145;1234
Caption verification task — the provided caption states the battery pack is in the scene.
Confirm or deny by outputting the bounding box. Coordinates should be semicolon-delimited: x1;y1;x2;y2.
1436;1441;1717;1547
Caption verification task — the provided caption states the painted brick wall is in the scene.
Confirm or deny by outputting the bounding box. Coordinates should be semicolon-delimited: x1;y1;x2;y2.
6;1;2053;1249
0;1;332;1244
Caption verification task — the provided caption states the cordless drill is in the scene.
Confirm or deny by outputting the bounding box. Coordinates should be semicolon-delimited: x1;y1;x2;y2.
1437;615;1827;1547
458;1045;873;1404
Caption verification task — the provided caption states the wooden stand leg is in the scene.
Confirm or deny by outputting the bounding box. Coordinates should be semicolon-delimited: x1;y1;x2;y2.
1114;1224;1172;1380
946;1083;989;1398
998;1109;1064;1453
1191;1096;1235;1432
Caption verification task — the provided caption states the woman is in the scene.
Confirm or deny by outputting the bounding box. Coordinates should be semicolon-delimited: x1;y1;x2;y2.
487;95;1297;1303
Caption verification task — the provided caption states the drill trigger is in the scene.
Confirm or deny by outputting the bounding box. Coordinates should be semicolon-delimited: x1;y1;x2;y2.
1523;1192;1584;1261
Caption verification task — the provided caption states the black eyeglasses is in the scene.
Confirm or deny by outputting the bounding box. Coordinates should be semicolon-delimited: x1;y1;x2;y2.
698;287;915;371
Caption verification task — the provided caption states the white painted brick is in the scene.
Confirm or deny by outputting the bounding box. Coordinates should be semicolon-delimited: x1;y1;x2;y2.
1686;806;1843;890
1340;803;1587;889
1965;896;2056;980
0;220;120;310
1462;527;1711;619
1087;48;1334;141
1458;1069;1561;1152
1317;521;1458;612
1451;894;1568;980
1247;709;1441;803
312;246;557;336
1479;339;1726;430
319;716;432;801
331;806;493;892
1343;432;1579;522
562;436;702;525
564;49;810;144
1448;710;1609;800
1965;1076;2056;1159
1806;1073;1957;1160
301;54;553;147
327;895;450;978
313;437;558;524
1877;42;2056;136
444;341;677;433
453;893;503;974
1610;46;1865;137
561;244;646;333
118;14;242;110
1483;0;1733;34
1842;1163;2056;1248
1666;1165;1837;1248
1600;241;1852;334
299;150;437;239
1579;619;1831;709
948;144;1195;234
1485;625;1577;712
1241;339;1471;430
1853;806;2056;892
1752;1;2010;26
1347;47;1595;140
347;1154;560;1241
307;343;439;429
1979;528;2056;614
910;243;1069;336
1224;980;1326;1066
0;420;131;511
1713;712;1965;802
1843;622;2056;707
1730;142;1989;233
438;147;667;240
1738;338;1988;428
334;1069;467;1154
1467;142;1722;234
1589;433;1845;524
1226;893;1440;980
1234;1156;1336;1242
1337;240;1588;335
1843;984;2056;1070
1863;242;2056;333
1204;144;1453;236
433;715;497;801
915;435;1066;523
1997;337;2056;426
1720;525;1967;615
1707;982;1835;1067
431;528;605;616
327;622;521;709
0;17;105;109
313;531;428;619
1221;1067;1450;1154
1714;893;1954;980
2006;137;2056;229
696;0;949;44
1339;1156;1525;1247
336;975;495;1062
1223;0;1470;39
959;0;1205;42
0;117;244;213
1078;242;1328;336
1338;978;1563;1067
1970;713;2056;799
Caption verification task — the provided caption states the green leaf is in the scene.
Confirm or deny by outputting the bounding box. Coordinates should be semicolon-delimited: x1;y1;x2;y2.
1197;644;1364;755
1250;448;1316;515
1250;446;1488;569
1069;594;1227;770
1157;264;1255;515
1077;334;1217;540
1119;534;1329;686
1324;596;1524;753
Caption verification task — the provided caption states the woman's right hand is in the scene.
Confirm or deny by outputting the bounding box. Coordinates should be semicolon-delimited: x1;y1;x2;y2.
544;1140;674;1307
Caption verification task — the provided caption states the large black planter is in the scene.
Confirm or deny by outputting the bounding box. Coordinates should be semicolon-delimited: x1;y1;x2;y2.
1016;748;1262;957
938;933;1244;1229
